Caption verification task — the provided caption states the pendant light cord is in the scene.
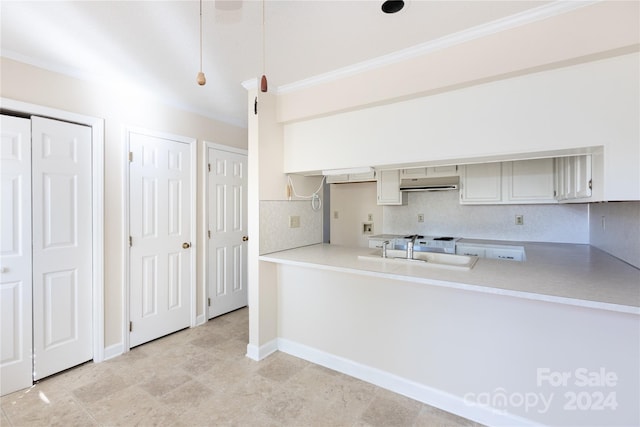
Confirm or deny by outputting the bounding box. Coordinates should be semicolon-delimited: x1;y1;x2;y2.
262;0;266;76
199;0;204;73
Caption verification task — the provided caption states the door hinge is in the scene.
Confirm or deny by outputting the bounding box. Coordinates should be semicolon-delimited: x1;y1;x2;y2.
129;236;132;247
208;297;211;307
208;163;211;173
208;230;211;239
129;321;133;332
128;152;133;162
588;179;592;190
254;97;258;115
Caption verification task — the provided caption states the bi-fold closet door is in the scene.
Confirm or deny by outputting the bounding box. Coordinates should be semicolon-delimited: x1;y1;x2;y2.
0;114;92;396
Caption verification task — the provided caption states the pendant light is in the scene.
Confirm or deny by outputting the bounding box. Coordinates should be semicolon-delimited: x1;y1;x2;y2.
196;0;207;86
260;0;268;92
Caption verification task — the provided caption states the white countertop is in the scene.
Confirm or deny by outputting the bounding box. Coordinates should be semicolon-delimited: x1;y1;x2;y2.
259;242;640;315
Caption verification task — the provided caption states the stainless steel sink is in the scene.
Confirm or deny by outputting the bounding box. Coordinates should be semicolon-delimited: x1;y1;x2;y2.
358;249;478;271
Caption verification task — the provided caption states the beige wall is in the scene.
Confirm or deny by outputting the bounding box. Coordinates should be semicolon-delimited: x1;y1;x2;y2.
329;182;382;247
1;58;247;350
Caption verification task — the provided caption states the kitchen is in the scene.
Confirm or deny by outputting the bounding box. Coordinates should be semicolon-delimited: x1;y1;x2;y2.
250;5;640;425
1;0;638;425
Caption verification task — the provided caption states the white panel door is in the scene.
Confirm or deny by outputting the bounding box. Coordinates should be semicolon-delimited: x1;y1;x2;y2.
31;116;92;381
129;133;191;347
207;148;247;318
0;115;33;395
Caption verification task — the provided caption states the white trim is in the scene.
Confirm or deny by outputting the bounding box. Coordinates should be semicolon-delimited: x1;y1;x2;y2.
122;127;131;353
103;343;124;361
122;126;198;349
277;1;597;94
246;339;278;361
0;98;105;363
277;338;540;427
195;314;206;326
206;141;248;156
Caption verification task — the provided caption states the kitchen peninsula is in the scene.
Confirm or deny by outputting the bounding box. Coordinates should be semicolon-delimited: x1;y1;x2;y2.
259;242;639;426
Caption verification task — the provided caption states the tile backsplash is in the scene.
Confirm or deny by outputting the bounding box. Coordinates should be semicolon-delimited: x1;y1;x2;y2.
260;200;323;254
589;201;640;268
383;190;589;244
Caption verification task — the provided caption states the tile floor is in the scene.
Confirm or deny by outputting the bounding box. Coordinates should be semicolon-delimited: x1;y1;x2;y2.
1;308;483;426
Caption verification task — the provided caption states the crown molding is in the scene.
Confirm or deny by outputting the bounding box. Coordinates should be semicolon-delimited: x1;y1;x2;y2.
277;0;598;95
241;78;258;90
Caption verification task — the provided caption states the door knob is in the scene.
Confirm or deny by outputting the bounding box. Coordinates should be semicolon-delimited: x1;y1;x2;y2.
182;242;191;249
242;236;249;241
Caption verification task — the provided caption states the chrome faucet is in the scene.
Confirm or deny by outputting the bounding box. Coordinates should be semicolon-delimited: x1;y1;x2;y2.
381;240;389;258
406;235;417;259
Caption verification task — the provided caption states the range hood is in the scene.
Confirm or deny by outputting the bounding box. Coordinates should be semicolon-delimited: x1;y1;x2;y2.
399;176;459;192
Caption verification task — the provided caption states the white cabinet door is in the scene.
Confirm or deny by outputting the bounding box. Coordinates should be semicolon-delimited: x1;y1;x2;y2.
427;165;458;177
460;163;502;204
485;248;525;261
377;170;406;205
554;155;592;201
0;115;33;395
401;165;458;179
504;159;556;203
455;245;486;257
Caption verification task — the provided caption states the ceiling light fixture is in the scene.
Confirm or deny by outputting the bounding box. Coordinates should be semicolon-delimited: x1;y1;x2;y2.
196;0;206;86
381;0;404;14
260;0;268;92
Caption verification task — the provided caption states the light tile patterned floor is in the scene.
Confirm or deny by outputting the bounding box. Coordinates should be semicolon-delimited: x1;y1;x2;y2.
1;308;483;426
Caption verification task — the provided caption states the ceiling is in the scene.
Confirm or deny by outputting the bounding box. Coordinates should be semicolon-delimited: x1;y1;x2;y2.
1;0;551;128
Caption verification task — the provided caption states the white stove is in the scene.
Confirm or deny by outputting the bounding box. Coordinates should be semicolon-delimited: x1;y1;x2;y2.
394;235;460;254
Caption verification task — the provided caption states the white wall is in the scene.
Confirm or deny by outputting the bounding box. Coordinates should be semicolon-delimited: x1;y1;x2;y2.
329;182;383;247
283;53;640;201
277;264;640;426
383;190;589;244
589;202;640;268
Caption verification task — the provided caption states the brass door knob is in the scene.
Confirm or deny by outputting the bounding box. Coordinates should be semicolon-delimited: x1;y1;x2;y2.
182;242;191;249
242;236;249;242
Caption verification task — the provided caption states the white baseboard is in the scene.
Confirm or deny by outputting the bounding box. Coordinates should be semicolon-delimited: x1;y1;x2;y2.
246;339;278;361
103;343;124;361
195;314;206;326
277;338;539;427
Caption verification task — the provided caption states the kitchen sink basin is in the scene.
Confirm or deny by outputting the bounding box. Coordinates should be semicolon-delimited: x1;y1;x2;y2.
358;249;478;271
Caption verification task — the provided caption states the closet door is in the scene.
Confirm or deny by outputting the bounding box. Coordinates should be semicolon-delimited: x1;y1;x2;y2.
31;116;92;380
0;115;33;395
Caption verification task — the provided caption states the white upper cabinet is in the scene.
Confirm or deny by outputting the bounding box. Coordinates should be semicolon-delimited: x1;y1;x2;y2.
554;155;592;201
326;170;376;184
461;159;556;205
400;165;458;179
460;163;503;204
377;169;407;205
503;159;556;203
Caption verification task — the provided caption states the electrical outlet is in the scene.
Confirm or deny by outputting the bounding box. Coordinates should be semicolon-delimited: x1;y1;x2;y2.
367;213;373;221
515;215;524;225
362;222;374;235
333;211;339;219
417;213;424;223
289;215;300;228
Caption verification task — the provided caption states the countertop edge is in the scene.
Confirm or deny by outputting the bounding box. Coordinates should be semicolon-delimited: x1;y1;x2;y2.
259;250;640;316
